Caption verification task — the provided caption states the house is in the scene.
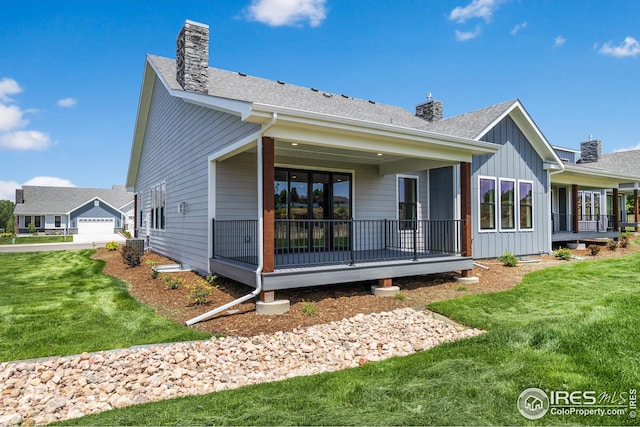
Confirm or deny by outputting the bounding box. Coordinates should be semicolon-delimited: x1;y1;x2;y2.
13;185;134;237
127;20;634;317
550;139;640;243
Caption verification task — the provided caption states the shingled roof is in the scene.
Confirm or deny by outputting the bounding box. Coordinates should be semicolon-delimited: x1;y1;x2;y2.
581;149;640;178
150;55;436;131
14;186;133;215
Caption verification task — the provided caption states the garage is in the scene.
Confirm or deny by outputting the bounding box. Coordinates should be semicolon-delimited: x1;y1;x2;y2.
77;218;115;235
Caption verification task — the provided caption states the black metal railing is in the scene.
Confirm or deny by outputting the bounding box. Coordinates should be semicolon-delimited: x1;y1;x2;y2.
551;214;615;233
212;219;259;265
213;218;463;268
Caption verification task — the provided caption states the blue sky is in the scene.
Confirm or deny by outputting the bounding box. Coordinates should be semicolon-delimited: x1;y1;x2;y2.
1;0;640;201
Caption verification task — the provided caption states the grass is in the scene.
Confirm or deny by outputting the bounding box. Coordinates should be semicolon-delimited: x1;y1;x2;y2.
55;252;640;426
0;250;210;362
0;235;73;245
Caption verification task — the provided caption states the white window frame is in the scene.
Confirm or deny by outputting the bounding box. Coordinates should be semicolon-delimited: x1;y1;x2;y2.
499;178;517;232
396;174;420;230
150;181;166;231
478;176;497;233
518;179;534;231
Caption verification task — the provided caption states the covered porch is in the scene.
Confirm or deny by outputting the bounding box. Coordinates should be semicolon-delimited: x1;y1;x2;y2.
208;113;499;295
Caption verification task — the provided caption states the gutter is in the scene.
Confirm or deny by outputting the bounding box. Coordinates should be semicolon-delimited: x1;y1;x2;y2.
186;112;278;326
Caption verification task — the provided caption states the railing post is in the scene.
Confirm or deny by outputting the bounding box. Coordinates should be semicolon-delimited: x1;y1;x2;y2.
412;218;418;261
211;218;216;258
349;218;355;266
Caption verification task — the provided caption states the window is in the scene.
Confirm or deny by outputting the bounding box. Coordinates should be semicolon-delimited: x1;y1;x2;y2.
94;200;99;207
55;216;61;228
500;179;516;230
150;183;166;230
519;181;533;230
398;176;418;230
137;192;144;228
479;177;496;231
25;216;32;227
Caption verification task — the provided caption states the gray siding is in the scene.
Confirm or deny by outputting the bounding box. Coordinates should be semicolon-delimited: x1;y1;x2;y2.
70;201;122;228
135;78;260;274
554;148;576;164
429;167;454;220
473;116;550;259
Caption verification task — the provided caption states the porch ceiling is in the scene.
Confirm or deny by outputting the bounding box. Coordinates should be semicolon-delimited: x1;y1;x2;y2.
275;141;460;175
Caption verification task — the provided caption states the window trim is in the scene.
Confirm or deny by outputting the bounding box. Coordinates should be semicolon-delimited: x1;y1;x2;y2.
499;178;517;232
518;179;534;231
150;182;166;231
396;174;419;230
478;176;497;233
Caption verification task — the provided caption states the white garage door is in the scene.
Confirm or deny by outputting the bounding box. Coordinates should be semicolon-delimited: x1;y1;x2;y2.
77;218;115;234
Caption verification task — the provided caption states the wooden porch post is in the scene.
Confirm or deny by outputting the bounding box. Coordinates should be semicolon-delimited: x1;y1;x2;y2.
613;188;620;231
460;162;472;277
572;184;579;233
262;136;275;274
634;189;639;232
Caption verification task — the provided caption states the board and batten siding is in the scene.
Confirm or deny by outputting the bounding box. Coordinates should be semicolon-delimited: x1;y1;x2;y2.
135;78;260;274
473;115;550;259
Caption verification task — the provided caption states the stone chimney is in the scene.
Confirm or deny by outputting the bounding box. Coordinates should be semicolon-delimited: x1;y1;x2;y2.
579;137;602;163
415;97;443;122
176;20;209;94
15;189;23;204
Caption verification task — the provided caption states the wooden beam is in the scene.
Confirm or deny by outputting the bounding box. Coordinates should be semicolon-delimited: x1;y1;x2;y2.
613;188;620;231
572;184;579;233
262;136;275;273
460;162;472;259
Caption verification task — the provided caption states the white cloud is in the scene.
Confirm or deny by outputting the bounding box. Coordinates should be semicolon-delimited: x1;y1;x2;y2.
245;0;327;27
0;78;22;103
449;0;503;24
0;180;20;202
455;27;482;41
0;103;28;131
554;36;566;47
599;36;640;57
510;22;527;36
56;97;77;108
0;131;51;150
23;176;75;187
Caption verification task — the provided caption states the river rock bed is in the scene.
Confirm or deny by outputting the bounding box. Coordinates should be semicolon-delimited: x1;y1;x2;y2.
0;308;483;426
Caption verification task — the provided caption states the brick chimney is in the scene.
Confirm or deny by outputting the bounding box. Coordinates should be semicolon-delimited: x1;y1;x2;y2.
415;96;443;122
176;20;209;94
579;137;602;163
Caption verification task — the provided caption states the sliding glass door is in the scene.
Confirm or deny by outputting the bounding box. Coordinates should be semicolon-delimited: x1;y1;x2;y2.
274;168;352;253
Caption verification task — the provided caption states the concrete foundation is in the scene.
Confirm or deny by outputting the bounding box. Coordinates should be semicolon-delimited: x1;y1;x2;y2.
256;299;290;315
371;285;400;297
455;276;479;285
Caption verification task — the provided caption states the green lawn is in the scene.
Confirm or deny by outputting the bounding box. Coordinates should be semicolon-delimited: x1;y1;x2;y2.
0;235;73;245
55;252;640;426
0;250;210;361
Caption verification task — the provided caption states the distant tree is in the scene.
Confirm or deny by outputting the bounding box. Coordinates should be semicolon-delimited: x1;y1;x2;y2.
5;215;14;234
0;200;14;232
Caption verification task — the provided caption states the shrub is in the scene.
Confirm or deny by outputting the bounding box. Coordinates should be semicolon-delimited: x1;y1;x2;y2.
553;247;572;261
497;252;519;267
301;301;318;317
607;239;618;251
0;232;14;238
145;259;159;266
393;292;407;301
454;285;468;292
587;244;601;256
150;269;159;279
162;274;182;290
105;241;119;251
122;230;132;239
187;279;213;305
619;234;630;248
205;274;218;285
27;222;36;235
121;245;142;267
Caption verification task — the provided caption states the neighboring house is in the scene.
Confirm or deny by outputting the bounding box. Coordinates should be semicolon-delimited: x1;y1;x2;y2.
13;185;133;236
126;20;637;305
550;140;640;243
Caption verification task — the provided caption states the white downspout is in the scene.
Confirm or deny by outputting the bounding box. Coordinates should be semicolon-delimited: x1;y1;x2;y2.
186;112;278;326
